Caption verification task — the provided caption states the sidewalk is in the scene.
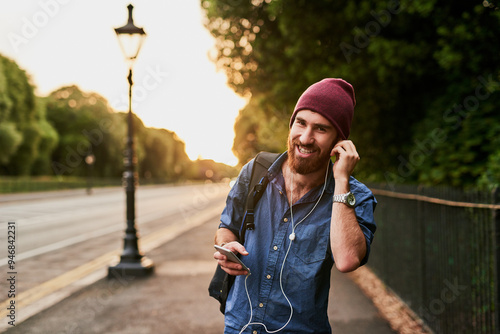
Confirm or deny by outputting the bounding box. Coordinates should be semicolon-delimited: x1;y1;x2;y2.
6;217;396;334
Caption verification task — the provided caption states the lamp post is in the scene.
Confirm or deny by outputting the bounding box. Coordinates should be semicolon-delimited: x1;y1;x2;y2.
108;4;154;278
85;153;95;195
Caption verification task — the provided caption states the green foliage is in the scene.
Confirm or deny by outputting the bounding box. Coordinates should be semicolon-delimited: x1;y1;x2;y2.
0;123;22;163
0;55;35;123
9;122;43;175
202;0;500;188
0;54;57;174
31;98;59;175
232;94;288;164
45;85;126;178
479;136;500;190
407;3;500;189
137;126;191;182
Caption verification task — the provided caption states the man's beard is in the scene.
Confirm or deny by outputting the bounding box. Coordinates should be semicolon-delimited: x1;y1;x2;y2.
287;137;332;175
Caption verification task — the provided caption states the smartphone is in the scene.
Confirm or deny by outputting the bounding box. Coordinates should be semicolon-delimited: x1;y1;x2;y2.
214;245;250;272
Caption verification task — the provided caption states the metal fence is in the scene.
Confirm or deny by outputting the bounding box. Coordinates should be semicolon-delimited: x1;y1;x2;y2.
367;184;500;334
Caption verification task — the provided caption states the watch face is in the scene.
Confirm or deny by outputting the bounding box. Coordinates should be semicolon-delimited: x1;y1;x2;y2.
347;193;356;206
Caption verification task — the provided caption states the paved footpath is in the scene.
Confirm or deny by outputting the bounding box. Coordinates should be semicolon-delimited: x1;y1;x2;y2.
5;214;395;334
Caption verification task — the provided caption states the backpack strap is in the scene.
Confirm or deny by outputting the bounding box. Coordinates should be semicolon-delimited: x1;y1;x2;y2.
240;152;280;243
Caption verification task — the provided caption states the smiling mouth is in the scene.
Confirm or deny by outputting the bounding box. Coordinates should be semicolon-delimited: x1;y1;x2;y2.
297;145;315;154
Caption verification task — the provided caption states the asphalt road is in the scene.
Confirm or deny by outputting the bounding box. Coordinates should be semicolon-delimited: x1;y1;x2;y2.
0;183;230;329
0;183;229;261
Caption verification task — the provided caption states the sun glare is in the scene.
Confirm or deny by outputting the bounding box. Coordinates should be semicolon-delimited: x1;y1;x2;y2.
0;0;247;166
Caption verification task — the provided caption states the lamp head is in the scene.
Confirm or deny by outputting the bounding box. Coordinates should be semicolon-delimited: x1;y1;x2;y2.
114;4;146;66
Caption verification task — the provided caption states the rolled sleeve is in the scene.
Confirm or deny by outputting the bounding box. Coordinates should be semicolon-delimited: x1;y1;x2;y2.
351;179;377;266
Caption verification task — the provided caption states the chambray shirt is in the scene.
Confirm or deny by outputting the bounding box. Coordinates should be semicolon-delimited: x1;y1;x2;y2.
219;152;377;334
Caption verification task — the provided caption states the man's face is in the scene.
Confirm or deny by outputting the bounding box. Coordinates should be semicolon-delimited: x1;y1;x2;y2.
287;110;338;175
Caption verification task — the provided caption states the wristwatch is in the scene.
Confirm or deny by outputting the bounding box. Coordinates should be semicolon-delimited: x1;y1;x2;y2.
333;191;356;208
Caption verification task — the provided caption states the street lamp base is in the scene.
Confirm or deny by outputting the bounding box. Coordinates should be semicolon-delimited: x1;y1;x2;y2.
108;257;154;279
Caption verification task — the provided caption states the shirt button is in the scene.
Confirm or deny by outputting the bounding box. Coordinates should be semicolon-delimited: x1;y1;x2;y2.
273;246;278;251
279;191;283;195
266;274;271;279
259;303;264;308
283;218;288;222
253;331;258;334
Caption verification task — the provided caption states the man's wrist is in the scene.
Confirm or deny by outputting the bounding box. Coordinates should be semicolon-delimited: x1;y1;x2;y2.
333;177;350;195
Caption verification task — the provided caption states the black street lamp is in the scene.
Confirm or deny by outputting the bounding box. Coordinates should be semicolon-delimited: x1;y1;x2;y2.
108;4;154;278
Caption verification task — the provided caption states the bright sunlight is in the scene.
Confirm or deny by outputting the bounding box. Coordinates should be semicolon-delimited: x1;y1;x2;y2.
0;0;246;166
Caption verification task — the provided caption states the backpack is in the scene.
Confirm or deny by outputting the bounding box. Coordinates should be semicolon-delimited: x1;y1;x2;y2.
208;151;280;314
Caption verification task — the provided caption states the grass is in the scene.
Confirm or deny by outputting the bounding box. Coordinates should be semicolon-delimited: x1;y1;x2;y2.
0;176;122;194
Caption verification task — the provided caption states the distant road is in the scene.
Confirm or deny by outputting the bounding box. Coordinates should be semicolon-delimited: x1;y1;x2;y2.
0;183;230;265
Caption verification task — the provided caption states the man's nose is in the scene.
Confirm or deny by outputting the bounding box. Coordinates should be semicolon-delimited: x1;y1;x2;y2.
299;127;314;145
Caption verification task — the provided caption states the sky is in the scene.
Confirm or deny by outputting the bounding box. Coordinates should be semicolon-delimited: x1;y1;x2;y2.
0;0;247;166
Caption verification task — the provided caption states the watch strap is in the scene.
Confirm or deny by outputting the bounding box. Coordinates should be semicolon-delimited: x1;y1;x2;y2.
333;192;349;203
333;191;355;207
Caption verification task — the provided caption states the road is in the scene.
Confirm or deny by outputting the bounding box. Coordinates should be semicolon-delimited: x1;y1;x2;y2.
0;183;229;261
0;183;230;329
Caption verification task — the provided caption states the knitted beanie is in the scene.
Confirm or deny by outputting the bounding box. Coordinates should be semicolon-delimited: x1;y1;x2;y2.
289;78;356;140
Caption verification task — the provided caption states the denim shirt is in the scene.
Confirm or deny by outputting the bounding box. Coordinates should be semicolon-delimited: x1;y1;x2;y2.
219;152;377;334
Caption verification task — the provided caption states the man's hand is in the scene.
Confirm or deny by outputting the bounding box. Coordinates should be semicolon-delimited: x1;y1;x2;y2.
330;140;360;182
214;241;249;276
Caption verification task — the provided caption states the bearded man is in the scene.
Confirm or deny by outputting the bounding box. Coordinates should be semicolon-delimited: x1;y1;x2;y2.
214;78;377;334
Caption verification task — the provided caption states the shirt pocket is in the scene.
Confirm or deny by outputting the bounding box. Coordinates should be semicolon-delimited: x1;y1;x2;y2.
290;223;329;264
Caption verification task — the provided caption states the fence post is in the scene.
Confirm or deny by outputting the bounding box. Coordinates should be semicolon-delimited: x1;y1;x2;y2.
493;187;500;334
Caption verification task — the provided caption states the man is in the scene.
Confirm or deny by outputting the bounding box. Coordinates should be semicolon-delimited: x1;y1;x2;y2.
214;78;377;333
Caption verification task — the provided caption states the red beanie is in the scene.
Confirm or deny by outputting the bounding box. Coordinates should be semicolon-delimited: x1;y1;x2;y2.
289;78;356;140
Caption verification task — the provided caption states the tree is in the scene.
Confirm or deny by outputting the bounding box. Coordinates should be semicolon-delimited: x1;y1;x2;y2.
31;98;59;175
0;54;58;175
137;126;192;182
45;86;228;182
202;0;440;171
202;0;500;188
45;86;126;178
